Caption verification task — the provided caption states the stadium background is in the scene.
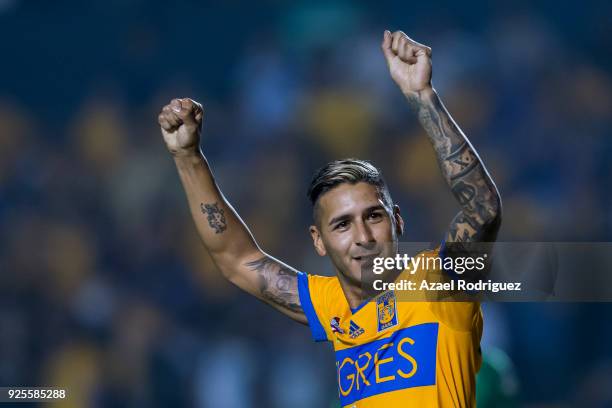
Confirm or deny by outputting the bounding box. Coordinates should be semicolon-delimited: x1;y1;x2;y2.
1;0;611;406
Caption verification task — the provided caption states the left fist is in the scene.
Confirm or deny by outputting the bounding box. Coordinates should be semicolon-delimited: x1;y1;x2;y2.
381;30;432;96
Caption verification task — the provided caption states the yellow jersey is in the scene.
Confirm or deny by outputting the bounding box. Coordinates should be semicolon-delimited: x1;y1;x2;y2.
297;248;482;407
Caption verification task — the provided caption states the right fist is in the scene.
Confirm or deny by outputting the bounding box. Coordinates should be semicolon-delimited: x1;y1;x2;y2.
158;98;203;156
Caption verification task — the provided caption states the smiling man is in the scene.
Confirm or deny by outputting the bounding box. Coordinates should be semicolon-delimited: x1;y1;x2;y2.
158;30;501;407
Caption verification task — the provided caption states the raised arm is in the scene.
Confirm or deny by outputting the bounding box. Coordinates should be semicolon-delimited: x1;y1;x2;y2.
381;31;501;244
158;98;306;324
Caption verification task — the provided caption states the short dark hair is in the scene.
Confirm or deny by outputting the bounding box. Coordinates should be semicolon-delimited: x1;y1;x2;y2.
307;159;394;218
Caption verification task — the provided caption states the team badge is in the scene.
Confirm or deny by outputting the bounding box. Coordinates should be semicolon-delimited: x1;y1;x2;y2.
376;291;398;332
330;317;345;334
349;321;365;339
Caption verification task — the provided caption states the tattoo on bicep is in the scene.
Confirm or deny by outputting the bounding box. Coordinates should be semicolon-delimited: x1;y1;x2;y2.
244;256;303;313
451;180;477;211
448;212;479;242
448;167;500;242
452;164;499;216
200;202;227;234
448;205;500;243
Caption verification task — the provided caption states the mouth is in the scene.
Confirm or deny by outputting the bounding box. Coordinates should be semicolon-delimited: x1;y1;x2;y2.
353;253;380;262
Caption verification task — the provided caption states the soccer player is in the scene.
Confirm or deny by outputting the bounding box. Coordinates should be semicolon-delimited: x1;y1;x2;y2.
158;30;501;407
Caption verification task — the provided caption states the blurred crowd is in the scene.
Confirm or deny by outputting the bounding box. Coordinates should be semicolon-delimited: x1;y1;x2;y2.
1;1;611;407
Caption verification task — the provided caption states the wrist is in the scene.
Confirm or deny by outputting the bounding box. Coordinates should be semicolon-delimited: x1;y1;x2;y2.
403;86;435;102
169;145;200;158
172;147;203;166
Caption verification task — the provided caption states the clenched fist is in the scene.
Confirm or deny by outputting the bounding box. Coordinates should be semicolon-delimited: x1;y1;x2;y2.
158;98;204;156
381;30;432;97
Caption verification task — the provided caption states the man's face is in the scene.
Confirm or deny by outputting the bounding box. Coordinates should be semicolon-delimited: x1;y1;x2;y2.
309;182;404;285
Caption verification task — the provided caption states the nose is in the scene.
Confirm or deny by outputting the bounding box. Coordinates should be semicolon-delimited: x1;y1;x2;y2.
354;220;376;247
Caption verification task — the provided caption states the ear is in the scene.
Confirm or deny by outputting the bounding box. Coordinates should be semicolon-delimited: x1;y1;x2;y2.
309;225;327;256
393;205;404;237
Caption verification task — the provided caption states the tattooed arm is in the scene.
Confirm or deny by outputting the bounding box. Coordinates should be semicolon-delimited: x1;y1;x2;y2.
414;89;501;243
382;31;501;244
158;98;306;324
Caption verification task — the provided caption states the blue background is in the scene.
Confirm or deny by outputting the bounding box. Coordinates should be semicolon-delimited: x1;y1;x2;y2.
1;0;611;406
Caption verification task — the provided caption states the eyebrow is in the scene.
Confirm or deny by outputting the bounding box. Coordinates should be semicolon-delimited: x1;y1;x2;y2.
327;204;387;227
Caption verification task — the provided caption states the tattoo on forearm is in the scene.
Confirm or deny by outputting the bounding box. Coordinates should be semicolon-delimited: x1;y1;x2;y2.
414;92;501;242
201;202;227;234
245;256;303;313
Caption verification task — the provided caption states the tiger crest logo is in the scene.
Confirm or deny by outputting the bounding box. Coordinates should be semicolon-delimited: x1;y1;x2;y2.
376;291;398;332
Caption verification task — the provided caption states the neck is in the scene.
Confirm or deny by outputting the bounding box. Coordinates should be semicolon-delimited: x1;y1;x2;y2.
336;267;403;311
336;273;369;311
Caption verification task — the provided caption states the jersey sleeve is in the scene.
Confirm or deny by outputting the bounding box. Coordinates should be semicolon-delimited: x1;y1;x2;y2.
297;272;335;342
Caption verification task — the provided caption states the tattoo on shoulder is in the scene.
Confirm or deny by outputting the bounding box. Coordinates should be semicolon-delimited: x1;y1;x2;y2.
201;202;227;234
244;256;303;314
